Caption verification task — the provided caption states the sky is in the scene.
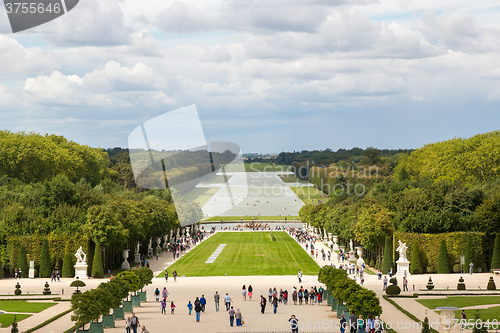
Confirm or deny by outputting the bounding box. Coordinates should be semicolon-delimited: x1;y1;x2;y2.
0;0;500;153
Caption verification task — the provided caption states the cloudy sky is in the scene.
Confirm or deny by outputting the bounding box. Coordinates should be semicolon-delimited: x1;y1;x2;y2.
1;0;500;153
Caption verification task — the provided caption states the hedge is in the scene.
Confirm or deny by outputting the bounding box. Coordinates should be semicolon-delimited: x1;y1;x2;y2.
394;231;486;273
383;295;439;333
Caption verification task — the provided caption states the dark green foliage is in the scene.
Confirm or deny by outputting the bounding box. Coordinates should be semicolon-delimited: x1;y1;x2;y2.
62;241;74;278
437;240;450;274
14;282;21;295
115;271;141;294
421;317;431;333
0;255;4;278
492;234;500;269
385;284;401;295
91;243;104;278
453;264;461;273
457;276;466;290
43;282;51;295
465;237;474;272
369;259;375;267
410;240;423;274
426;277;434;290
17;246;28;278
472;311;488;333
39;240;52;278
382;237;393;274
11;315;18;333
134;267;153;292
487;277;496;290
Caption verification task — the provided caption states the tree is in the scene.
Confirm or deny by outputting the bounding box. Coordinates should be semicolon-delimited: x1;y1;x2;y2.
381;237;393;274
91;243;104;278
491;234;500;269
0;254;4;279
62;241;74;278
11;315;18;333
71;289;105;330
437;240;450;274
135;267;154;292
115;271;141;296
464;237;474;271
17;245;28;278
355;203;393;250
421;317;431;333
410;240;423;274
39;239;52;278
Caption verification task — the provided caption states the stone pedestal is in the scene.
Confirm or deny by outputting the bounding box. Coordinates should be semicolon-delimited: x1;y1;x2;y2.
134;253;141;263
332;235;339;251
436;307;459;333
28;260;35;279
356;247;365;266
349;250;356;262
74;264;88;279
396;260;410;276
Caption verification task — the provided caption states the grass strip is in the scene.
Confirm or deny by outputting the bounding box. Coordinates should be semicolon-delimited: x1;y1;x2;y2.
25;308;72;333
383;295;439;333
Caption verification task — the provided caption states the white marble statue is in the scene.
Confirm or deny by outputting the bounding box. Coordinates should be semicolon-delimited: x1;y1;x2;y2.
396;240;408;261
349;239;353;252
75;247;87;265
135;242;142;254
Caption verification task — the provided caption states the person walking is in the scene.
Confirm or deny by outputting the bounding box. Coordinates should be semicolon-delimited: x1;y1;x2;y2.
235;308;243;326
141;326;149;333
187;301;193;315
200;295;206;312
268;288;273;302
403;277;408;291
214;291;220;311
248;285;253;300
292;289;297;305
374;316;382;333
349;311;358;333
164;270;168;282
194;297;202;322
171;301;176;314
272;295;279;314
162;287;168;299
173;270;177;282
469;262;474;275
228;306;235;326
340;313;346;333
283;290;288;305
297;269;302;283
224;293;232;311
242;285;247;301
161;298;167;314
298;288;303;305
367;315;375;333
154;288;160;302
260;295;267;314
130;313;139;333
289;314;299;333
125;317;131;333
383;276;387;291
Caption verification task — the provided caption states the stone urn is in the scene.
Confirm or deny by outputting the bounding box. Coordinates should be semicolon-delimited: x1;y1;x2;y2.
122;249;130;270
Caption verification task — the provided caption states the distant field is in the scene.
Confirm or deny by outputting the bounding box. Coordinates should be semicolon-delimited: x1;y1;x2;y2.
223;163;290;172
278;174;307;183
160;232;319;277
183;187;220;206
203;216;299;221
417;296;500;309
199;174;232;183
289;186;326;204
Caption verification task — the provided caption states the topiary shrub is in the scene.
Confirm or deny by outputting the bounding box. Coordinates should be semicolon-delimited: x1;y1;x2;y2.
91;243;104;278
487;277;496;290
369;260;375;267
18;246;28;278
492;235;500;270
62;241;74;278
453;264;461;273
457;276;466;290
43;281;51;295
389;278;397;285
410;240;423;274
382;237;393;274
385;284;401;296
39;239;52;278
421;317;431;333
426;277;434;290
427;266;436;274
14;282;21;295
437;240;450;274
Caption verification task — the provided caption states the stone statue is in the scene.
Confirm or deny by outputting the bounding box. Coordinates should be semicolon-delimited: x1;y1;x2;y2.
75;247;87;265
396;240;408;261
349;239;353;252
135;242;142;254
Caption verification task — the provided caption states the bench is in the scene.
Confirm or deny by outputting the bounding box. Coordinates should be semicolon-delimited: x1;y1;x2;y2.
492;269;500;275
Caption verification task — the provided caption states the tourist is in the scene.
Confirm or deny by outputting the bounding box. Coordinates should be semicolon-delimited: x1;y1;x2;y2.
194;297;202;322
339;314;346;333
200;295;206;312
235;308;243;326
289;314;299;333
272;295;279;314
283;290;288;305
173;270;177;282
318;286;324;303
298;269;302;283
292;289;298;305
383;276;387;291
164;271;168;282
228;306;235;326
367;315;375;333
224;293;232;311
403;277;408;291
161;298;166;314
141;326;149;333
349;311;358;333
125;317;131;333
268;288;273;302
171;301;176;314
389;268;393;277
358;314;365;333
162;287;168;299
304;288;309;304
242;285;247;301
248;285;253;300
360;276;365;287
298;287;303;305
260;295;267;314
154;288;160;301
187;301;193;315
130;313;139;333
374;316;382;333
214;291;220;311
469;262;474;275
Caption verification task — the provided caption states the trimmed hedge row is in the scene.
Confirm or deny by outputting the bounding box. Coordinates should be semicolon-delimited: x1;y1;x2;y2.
383;295;439;333
318;266;382;318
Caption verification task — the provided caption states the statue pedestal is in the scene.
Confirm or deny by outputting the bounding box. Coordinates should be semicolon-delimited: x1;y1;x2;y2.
74;264;88;279
348;251;356;262
134;253;141;263
357;258;365;267
29;269;35;279
147;248;153;257
396;260;410;276
122;261;130;270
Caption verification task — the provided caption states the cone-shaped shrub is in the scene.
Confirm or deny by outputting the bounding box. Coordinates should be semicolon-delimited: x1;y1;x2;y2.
465;237;474;272
410;240;423;274
421;317;431;333
437;240;450;274
492;234;500;269
91;243;104;278
62;242;74;277
18;246;28;278
381;237;393;274
39;240;52;278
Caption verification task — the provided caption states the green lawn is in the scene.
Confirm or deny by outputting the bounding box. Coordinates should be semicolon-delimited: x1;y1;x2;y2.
0;314;32;327
417;296;500;309
454;307;500;323
290;186;326;204
203;216;299;221
0;301;57;313
278;174;307;183
183;187;219;206
159;232;319;277
219;163;289;172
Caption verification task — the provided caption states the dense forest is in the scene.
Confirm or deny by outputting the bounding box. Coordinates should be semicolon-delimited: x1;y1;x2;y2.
299;131;500;273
